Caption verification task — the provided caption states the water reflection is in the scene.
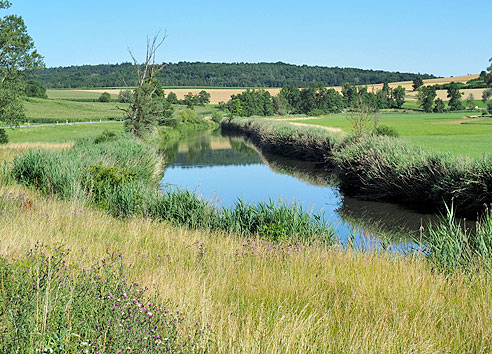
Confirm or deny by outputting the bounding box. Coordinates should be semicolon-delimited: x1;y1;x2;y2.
159;129;437;248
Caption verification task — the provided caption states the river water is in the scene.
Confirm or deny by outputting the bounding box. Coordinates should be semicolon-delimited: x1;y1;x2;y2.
159;129;436;248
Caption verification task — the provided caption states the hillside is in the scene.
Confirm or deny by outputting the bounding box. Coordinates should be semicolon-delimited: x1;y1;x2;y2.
34;62;436;89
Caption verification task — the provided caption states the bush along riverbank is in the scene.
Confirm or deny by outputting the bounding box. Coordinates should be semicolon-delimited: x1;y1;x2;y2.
11;132;334;245
222;117;492;217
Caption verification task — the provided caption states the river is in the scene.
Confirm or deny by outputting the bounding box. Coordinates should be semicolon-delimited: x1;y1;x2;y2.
159;129;437;249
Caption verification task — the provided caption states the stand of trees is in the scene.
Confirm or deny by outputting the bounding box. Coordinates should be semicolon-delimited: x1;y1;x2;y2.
33;62;435;89
225;83;407;117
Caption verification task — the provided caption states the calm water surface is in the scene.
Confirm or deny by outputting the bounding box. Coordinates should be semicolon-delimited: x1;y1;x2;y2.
160;129;435;248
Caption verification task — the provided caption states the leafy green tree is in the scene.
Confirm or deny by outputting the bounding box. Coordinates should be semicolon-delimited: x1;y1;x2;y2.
433;98;445;113
24;80;47;98
278;85;301;113
183;92;198;108
228;98;242;118
167;91;178;104
0;0;43;125
98;92;111;102
447;83;463;111
392;86;406;108
198;90;210;105
412;76;424;91
341;83;358;107
417;86;436;112
488;101;492;115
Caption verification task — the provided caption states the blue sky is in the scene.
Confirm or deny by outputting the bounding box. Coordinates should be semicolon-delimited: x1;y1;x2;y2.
4;0;491;77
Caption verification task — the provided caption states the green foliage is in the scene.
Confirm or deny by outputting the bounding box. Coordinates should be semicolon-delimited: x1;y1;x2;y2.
33;62;435;89
124;81;174;138
24;80;47;98
374;125;399;137
198;90;211;105
211;111;223;123
417;86;437;112
299;84;344;114
434;98;445;113
93;129;118;144
118;89;132;103
183;92;199;108
483;88;492;103
0;246;207;352
412;76;424;91
392;86;406;108
486;57;492;86
0;88;24;126
97;91;111;102
447;83;463;111
488;101;492;115
167;91;178;104
228;89;274;117
0;127;8;143
307;109;325;117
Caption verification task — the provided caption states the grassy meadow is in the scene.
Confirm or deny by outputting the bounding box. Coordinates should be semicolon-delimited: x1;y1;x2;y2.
285;111;492;157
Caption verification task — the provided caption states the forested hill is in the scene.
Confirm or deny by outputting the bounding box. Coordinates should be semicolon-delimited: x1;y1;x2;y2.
34;62;435;88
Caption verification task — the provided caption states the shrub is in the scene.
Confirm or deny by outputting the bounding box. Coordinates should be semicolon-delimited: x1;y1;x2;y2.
93;129;118;144
118;89;132;103
0;246;208;352
0;128;8;144
307;109;325;117
24;80;48;98
374;125;399;137
212;111;223;124
98;92;111;102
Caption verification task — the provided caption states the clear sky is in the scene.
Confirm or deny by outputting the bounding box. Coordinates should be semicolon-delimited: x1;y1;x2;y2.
4;0;491;77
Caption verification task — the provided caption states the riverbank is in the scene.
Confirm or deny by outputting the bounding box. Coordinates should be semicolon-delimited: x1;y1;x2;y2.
221;117;492;218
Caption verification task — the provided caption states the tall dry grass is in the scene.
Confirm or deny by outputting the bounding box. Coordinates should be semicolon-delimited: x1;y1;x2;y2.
1;184;492;353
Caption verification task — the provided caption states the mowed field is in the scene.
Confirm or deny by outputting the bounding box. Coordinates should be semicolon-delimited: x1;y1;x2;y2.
56;74;487;104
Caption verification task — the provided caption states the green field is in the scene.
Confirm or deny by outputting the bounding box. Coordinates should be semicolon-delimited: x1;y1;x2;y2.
46;89;121;101
288;111;492;157
5;122;124;143
23;97;127;122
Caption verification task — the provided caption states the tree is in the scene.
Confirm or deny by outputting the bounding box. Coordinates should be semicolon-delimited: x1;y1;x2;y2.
488;101;492;115
278;85;301;113
433;98;445;113
465;93;475;110
0;0;43;125
98;92;111;102
118;89;132;103
392;86;406;108
417;86;436;112
228;98;242;118
123;33;174;137
24;80;47;98
483;88;492;103
0;128;7;144
198;90;210;106
412;76;424;91
447;83;463;111
183;92;198;108
167;92;178;104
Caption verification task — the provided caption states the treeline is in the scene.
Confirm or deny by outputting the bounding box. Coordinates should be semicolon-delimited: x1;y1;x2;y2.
225;83;406;117
33;62;435;89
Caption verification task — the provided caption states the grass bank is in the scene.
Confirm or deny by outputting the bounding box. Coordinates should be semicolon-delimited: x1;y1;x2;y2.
222;117;492;218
